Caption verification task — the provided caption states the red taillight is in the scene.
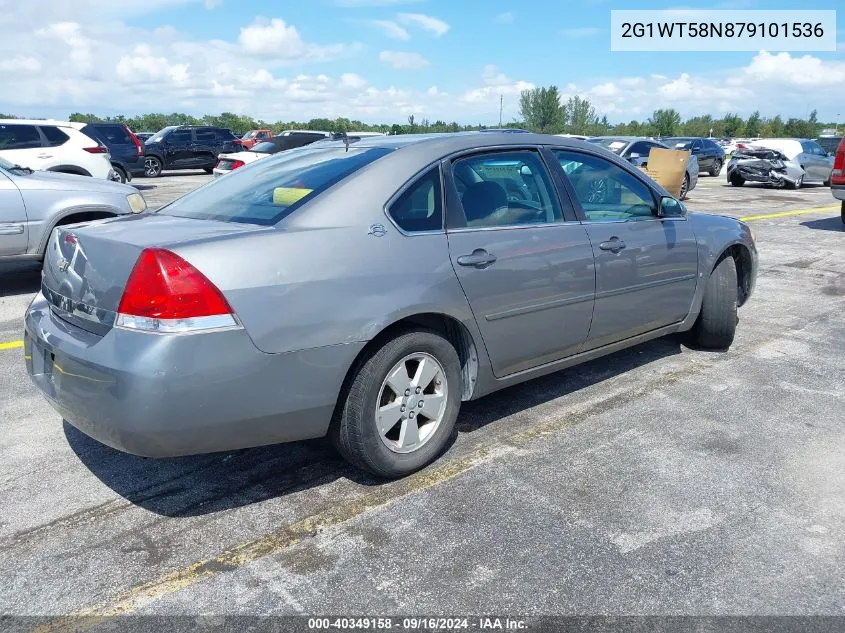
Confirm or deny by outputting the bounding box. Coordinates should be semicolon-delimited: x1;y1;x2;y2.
84;145;109;154
128;127;143;157
117;248;233;321
229;160;245;170
832;138;845;184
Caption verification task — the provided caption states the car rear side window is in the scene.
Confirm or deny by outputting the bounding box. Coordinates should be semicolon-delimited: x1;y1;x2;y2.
158;146;394;225
0;124;42;149
195;130;216;143
388;167;443;233
40;126;71;147
214;129;235;141
555;150;657;222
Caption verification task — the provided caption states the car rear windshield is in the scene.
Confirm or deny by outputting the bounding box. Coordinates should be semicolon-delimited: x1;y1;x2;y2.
250;141;279;153
158;146;394;226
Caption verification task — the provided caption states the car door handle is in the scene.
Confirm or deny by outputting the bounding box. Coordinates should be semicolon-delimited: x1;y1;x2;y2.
457;249;497;268
599;237;626;253
37;153;53;159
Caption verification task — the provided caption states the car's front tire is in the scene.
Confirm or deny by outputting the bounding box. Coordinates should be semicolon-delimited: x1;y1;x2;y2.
331;329;462;478
144;156;163;178
692;256;738;350
729;173;745;187
204;167;214;174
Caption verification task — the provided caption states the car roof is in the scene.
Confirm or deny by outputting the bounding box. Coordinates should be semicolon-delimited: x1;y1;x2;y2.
0;118;85;130
308;131;606;154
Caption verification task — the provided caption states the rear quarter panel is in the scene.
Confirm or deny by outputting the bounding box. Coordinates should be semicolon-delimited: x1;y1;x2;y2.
173;152;482;355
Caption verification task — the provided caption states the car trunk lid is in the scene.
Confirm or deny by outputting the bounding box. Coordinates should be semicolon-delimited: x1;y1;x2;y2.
41;214;269;336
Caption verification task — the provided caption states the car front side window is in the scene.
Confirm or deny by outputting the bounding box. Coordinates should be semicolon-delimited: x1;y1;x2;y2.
554;150;657;222
451;150;562;228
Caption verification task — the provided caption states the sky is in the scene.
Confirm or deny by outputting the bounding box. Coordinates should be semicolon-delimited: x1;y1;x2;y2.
0;0;842;125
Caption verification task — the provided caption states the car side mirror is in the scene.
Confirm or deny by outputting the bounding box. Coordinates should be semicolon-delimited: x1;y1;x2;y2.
657;195;685;218
519;165;533;176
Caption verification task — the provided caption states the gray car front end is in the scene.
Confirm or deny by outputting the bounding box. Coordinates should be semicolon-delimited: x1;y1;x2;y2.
0;160;145;260
24;133;757;474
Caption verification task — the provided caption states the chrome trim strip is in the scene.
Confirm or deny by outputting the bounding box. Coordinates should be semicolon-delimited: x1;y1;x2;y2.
0;224;25;235
595;274;696;300
485;293;595;322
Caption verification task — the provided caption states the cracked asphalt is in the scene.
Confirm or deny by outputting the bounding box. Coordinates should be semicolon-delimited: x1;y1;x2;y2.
0;169;843;625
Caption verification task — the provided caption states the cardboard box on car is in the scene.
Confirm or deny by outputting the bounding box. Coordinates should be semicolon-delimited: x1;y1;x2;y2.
639;148;691;198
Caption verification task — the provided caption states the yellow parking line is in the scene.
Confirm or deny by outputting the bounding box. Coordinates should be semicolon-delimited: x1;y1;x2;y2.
0;340;23;351
740;204;839;222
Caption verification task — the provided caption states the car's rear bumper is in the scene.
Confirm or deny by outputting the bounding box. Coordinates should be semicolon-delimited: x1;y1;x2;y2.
25;293;364;457
831;184;845;201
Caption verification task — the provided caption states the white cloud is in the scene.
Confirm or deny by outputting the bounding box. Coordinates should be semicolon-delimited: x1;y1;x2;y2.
379;50;430;69
365;19;410;40
0;56;41;73
427;86;447;96
397;13;450;37
737;50;845;86
462;66;534;104
238;18;306;56
203;0;222;8
340;72;368;89
494;12;515;25
561;27;601;38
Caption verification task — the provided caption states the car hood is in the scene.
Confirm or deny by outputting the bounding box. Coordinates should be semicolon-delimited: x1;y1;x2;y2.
13;169;137;194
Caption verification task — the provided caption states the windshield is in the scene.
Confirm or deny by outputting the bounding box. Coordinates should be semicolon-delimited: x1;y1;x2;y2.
587;138;628;154
158;146;393;225
146;126;177;143
243;131;258;139
250;141;278;154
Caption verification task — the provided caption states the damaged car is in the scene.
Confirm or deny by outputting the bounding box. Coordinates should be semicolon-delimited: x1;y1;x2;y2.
727;147;806;189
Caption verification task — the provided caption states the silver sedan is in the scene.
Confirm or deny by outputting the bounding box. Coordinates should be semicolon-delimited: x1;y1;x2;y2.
0;156;146;261
25;133;757;477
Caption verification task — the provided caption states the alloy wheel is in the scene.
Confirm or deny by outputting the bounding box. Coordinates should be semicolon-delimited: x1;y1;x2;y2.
375;353;448;454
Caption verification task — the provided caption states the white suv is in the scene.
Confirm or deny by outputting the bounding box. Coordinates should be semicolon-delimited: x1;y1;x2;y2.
0;119;116;180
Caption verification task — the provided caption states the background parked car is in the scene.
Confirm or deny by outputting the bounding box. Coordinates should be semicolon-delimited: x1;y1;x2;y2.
0;119;115;180
141;125;242;177
78;122;145;184
751;138;834;187
662;137;726;176
213;130;330;177
135;132;155;143
814;135;843;156
587;136;699;199
239;129;273;149
0;155;146;260
830;137;845;223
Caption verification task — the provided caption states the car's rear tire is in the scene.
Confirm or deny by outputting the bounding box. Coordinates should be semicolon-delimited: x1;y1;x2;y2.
729;173;745;187
144;156;162;178
203;167;214;174
709;160;722;177
823;177;831;187
331;329;462;478
692;256;738;350
841;201;845;224
113;165;127;183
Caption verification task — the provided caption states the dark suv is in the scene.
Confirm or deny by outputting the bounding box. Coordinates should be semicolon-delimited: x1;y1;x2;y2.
661;137;726;176
79;122;145;183
141;125;241;177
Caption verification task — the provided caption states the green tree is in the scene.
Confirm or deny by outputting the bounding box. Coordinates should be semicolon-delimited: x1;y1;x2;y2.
720;112;745;138
745;111;762;138
565;95;598;135
681;115;714;137
649;109;681;137
784;117;816;138
68;112;100;122
518;86;565;133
